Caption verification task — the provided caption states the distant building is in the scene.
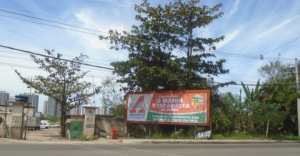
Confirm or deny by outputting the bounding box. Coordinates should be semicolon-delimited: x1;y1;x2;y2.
43;100;48;116
19;93;39;112
47;97;61;117
69;105;82;115
95;105;107;115
82;104;93;115
0;91;9;105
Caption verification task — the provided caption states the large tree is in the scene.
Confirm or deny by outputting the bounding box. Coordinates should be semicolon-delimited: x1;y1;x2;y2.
99;76;124;108
259;61;300;135
100;0;229;92
15;50;99;137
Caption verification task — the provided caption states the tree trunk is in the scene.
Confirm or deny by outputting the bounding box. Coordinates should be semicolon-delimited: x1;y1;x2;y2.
60;109;66;137
265;120;270;138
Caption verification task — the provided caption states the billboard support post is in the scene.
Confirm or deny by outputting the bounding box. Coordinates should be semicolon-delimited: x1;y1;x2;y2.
148;124;151;138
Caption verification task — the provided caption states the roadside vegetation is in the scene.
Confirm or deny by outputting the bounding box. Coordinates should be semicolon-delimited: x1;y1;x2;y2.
41;115;60;123
100;0;300;140
15;0;300;140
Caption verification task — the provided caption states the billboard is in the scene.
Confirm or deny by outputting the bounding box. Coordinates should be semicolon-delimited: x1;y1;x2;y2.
125;90;210;125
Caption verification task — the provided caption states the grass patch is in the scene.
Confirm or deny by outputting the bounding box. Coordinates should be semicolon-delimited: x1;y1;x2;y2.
81;135;99;141
269;135;300;141
151;132;165;139
213;133;267;140
211;133;300;140
150;129;194;139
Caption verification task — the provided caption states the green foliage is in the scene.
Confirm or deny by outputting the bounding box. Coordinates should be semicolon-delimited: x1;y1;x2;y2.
211;133;267;140
100;0;229;92
211;133;300;141
15;50;100;137
170;129;185;139
269;134;300;141
99;76;124;108
111;104;125;118
241;79;262;103
147;129;193;139
211;92;245;133
41;116;60;123
81;135;99;141
151;132;165;139
259;61;300;135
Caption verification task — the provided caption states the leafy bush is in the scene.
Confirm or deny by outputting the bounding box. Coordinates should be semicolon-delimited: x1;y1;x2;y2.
170;129;187;139
151;132;165;139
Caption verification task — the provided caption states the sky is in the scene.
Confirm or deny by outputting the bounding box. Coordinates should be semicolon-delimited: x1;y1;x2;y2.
0;0;299;112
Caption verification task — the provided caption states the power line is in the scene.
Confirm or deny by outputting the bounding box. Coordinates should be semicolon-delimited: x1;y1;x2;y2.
0;5;298;64
207;50;293;61
0;4;114;31
0;59;296;88
0;49;116;63
0;9;157;45
0;9;108;34
229;36;300;69
2;8;296;63
0;14;100;36
0;44;115;70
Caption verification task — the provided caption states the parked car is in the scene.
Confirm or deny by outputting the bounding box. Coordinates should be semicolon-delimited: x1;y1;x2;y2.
49;123;60;127
40;122;49;129
41;120;50;127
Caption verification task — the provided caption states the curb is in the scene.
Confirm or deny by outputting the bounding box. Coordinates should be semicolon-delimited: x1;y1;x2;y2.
1;138;299;144
121;139;300;144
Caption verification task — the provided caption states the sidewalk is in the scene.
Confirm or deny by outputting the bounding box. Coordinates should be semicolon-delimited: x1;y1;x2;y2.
120;139;300;144
1;138;299;144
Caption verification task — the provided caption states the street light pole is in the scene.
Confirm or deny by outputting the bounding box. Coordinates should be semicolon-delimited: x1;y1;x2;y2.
295;58;300;137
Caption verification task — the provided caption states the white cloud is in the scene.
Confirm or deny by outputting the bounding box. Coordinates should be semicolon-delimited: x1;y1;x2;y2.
255;15;300;41
227;0;240;18
216;29;241;49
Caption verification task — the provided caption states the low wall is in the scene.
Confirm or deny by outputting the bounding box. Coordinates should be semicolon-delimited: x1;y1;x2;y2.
65;115;126;138
95;115;125;137
0;117;5;137
0;113;11;138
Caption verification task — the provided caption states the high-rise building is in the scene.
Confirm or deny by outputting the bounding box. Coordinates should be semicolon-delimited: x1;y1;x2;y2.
69;105;82;115
47;97;60;117
19;93;39;112
99;105;107;115
43;100;48;116
0;91;9;105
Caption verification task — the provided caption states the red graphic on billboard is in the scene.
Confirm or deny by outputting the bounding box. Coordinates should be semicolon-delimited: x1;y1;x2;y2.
130;96;145;113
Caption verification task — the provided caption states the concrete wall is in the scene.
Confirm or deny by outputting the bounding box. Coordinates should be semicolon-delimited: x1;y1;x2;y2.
95;115;125;137
0;112;11;138
65;114;126;138
0;117;5;137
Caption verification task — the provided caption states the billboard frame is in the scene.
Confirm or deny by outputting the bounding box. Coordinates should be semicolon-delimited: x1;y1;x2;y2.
125;90;210;126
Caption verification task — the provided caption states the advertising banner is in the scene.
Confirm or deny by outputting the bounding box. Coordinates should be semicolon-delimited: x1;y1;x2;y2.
126;90;210;125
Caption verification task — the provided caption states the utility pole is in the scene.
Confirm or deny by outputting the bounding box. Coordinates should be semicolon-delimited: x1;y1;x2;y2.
24;77;32;140
93;76;95;107
295;58;300;137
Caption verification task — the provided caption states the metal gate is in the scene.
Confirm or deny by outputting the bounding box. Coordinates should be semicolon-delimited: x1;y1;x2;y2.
70;121;83;139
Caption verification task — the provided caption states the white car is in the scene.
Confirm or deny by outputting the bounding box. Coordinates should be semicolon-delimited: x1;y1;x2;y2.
40;122;49;129
49;123;60;127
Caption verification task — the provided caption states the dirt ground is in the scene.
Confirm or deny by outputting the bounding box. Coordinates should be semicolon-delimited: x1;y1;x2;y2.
25;127;67;141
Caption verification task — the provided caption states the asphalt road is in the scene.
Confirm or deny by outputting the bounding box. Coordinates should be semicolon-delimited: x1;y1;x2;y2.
0;142;299;156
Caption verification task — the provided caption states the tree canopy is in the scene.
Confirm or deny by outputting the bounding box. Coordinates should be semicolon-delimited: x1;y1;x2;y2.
15;50;99;137
100;0;229;92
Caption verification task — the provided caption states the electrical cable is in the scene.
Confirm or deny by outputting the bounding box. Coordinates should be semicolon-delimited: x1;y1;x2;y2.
0;44;115;70
229;36;300;69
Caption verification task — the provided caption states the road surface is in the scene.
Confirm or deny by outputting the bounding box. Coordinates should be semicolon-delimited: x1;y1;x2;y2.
0;141;299;156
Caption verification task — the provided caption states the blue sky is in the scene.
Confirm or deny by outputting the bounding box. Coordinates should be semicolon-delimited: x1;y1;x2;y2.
0;0;299;112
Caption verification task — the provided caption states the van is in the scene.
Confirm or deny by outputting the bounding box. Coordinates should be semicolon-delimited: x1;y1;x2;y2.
40;122;49;129
40;120;50;128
